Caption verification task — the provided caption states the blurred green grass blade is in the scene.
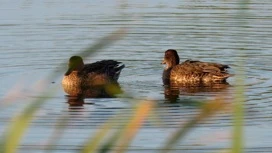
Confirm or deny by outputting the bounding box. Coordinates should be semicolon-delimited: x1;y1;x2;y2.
49;28;127;81
80;86;134;153
160;98;228;153
113;101;154;153
0;84;24;110
0;89;56;153
99;126;123;153
82;100;154;153
97;114;130;153
78;28;127;59
232;0;249;152
80;115;120;153
233;71;245;153
44;112;70;153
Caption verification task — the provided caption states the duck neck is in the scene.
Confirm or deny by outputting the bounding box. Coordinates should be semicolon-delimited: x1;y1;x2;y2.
163;68;171;85
165;61;177;70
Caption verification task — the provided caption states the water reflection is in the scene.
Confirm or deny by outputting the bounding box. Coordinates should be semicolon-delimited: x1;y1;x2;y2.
164;83;230;103
66;95;85;107
62;82;123;98
64;82;123;108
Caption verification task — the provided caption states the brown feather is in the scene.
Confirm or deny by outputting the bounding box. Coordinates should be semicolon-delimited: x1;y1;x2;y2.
162;49;232;86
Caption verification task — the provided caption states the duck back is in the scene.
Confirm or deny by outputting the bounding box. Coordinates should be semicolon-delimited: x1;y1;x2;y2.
170;60;231;86
83;60;125;81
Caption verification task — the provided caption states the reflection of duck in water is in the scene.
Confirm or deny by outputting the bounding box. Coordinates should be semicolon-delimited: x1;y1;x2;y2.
162;49;232;86
67;95;85;107
163;83;231;103
63;82;123;98
62;56;125;97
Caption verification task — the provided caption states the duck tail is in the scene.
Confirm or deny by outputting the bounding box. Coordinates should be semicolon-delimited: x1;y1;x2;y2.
110;63;125;81
114;63;125;72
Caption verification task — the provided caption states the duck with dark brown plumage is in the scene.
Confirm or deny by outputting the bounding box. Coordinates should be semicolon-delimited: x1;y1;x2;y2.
162;49;232;86
62;56;125;97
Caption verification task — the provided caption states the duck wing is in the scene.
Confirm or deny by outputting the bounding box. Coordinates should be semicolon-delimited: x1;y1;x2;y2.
180;59;230;74
83;60;125;80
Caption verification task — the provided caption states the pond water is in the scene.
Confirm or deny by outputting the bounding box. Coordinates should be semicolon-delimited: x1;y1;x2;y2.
0;0;272;152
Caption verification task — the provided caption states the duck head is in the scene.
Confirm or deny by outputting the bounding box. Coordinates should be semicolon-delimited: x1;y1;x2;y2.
162;49;180;69
65;56;85;76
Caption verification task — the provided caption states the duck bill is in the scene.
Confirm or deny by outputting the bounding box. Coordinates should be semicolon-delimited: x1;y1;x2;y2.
65;68;73;76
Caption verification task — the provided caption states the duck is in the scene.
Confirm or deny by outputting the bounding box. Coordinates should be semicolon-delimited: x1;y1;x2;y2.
62;56;125;96
162;49;232;86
